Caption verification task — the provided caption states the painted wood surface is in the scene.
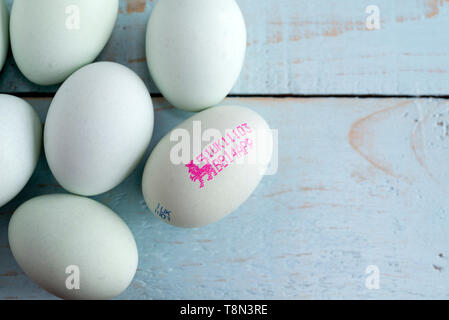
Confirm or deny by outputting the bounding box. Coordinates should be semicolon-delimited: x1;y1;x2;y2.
2;97;449;299
0;0;449;95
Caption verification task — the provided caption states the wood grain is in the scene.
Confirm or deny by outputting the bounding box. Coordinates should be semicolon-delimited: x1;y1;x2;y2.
2;97;449;299
0;0;448;95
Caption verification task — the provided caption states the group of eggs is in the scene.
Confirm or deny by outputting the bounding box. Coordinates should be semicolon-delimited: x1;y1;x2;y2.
1;0;273;300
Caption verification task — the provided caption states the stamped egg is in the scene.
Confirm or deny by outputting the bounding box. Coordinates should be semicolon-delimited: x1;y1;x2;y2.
146;0;247;111
0;0;9;71
10;0;119;85
44;62;154;196
8;194;138;300
142;105;273;228
0;94;41;208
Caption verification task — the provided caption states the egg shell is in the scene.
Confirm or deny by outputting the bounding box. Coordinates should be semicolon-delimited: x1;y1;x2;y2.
0;0;8;71
142;105;273;228
146;0;246;112
8;194;138;300
44;62;154;196
10;0;118;85
0;94;41;207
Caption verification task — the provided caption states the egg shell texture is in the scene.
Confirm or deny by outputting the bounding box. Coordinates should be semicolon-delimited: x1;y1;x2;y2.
142;105;273;228
146;0;247;111
10;0;119;85
0;94;41;208
8;194;138;300
44;62;154;196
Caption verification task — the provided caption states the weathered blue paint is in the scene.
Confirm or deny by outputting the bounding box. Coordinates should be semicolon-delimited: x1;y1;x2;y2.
0;0;449;95
2;97;449;299
2;0;449;301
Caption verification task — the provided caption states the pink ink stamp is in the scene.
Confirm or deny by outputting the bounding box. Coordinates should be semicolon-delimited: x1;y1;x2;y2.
185;122;255;189
186;160;217;189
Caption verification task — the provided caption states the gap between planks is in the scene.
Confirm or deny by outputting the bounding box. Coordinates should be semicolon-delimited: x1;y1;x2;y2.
5;93;449;99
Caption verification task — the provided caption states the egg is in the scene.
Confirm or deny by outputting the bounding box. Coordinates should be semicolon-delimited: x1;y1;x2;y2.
8;194;138;300
0;95;41;208
0;0;9;71
146;0;247;112
10;0;119;85
44;62;154;196
142;105;273;228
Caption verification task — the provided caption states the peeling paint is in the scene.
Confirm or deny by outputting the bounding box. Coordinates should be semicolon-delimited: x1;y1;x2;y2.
126;0;146;14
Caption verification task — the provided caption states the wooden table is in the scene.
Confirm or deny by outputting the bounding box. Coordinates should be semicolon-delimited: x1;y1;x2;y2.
1;0;449;299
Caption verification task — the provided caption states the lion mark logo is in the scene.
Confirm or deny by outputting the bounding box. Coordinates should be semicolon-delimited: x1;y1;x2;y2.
186;160;217;189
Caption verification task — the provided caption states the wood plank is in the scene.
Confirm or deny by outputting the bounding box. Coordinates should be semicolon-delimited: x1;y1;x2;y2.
0;0;448;95
2;97;449;299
